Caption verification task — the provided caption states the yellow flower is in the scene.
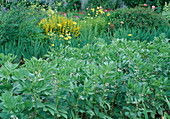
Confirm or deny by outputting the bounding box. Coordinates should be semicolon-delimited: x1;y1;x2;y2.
120;21;124;24
78;44;80;46
108;22;110;25
101;11;105;14
91;8;95;12
96;13;98;15
95;15;97;17
87;43;89;45
32;5;36;8
97;7;99;10
39;14;81;39
91;8;94;10
73;22;77;25
52;44;54;46
68;36;72;39
128;34;132;36
88;13;90;15
57;24;62;27
64;37;68;40
42;8;45;12
60;35;64;38
107;13;110;16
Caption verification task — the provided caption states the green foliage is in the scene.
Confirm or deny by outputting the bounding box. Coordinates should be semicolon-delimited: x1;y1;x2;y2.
0;3;50;62
0;2;170;118
0;53;16;66
108;7;168;30
113;26;170;41
79;16;107;35
122;0;145;8
122;0;169;10
105;7;170;42
1;0;48;9
66;0;81;11
0;35;169;118
88;0;120;10
0;91;32;119
162;2;170;23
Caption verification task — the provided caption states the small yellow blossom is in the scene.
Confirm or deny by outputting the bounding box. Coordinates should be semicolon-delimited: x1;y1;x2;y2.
88;13;90;15
52;44;54;46
108;22;110;25
107;13;110;16
97;7;99;10
91;8;94;10
91;8;95;12
73;22;77;25
68;36;72;39
42;8;45;12
60;35;64;38
95;15;97;17
57;24;62;27
78;44;80;46
64;37;68;40
128;34;132;36
32;5;36;8
121;21;124;24
87;43;89;45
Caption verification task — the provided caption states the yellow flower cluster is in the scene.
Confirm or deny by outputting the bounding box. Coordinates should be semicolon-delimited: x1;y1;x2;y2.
88;6;106;17
39;14;81;40
98;9;105;14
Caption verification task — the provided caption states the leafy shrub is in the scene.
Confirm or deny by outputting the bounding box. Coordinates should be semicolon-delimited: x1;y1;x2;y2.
112;26;170;42
122;0;169;9
108;7;168;30
0;35;169;118
2;0;49;10
122;0;145;8
0;3;48;62
79;16;107;35
65;0;81;11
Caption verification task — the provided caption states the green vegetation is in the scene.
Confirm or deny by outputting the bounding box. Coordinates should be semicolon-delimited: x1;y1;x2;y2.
0;1;170;119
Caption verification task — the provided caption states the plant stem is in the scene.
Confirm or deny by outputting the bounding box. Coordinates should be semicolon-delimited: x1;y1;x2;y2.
33;95;36;119
102;73;107;113
102;82;106;113
81;100;86;118
56;82;60;109
75;94;80;119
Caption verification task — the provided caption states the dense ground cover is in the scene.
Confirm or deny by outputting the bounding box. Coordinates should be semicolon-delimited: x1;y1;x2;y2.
0;35;170;119
0;0;170;119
